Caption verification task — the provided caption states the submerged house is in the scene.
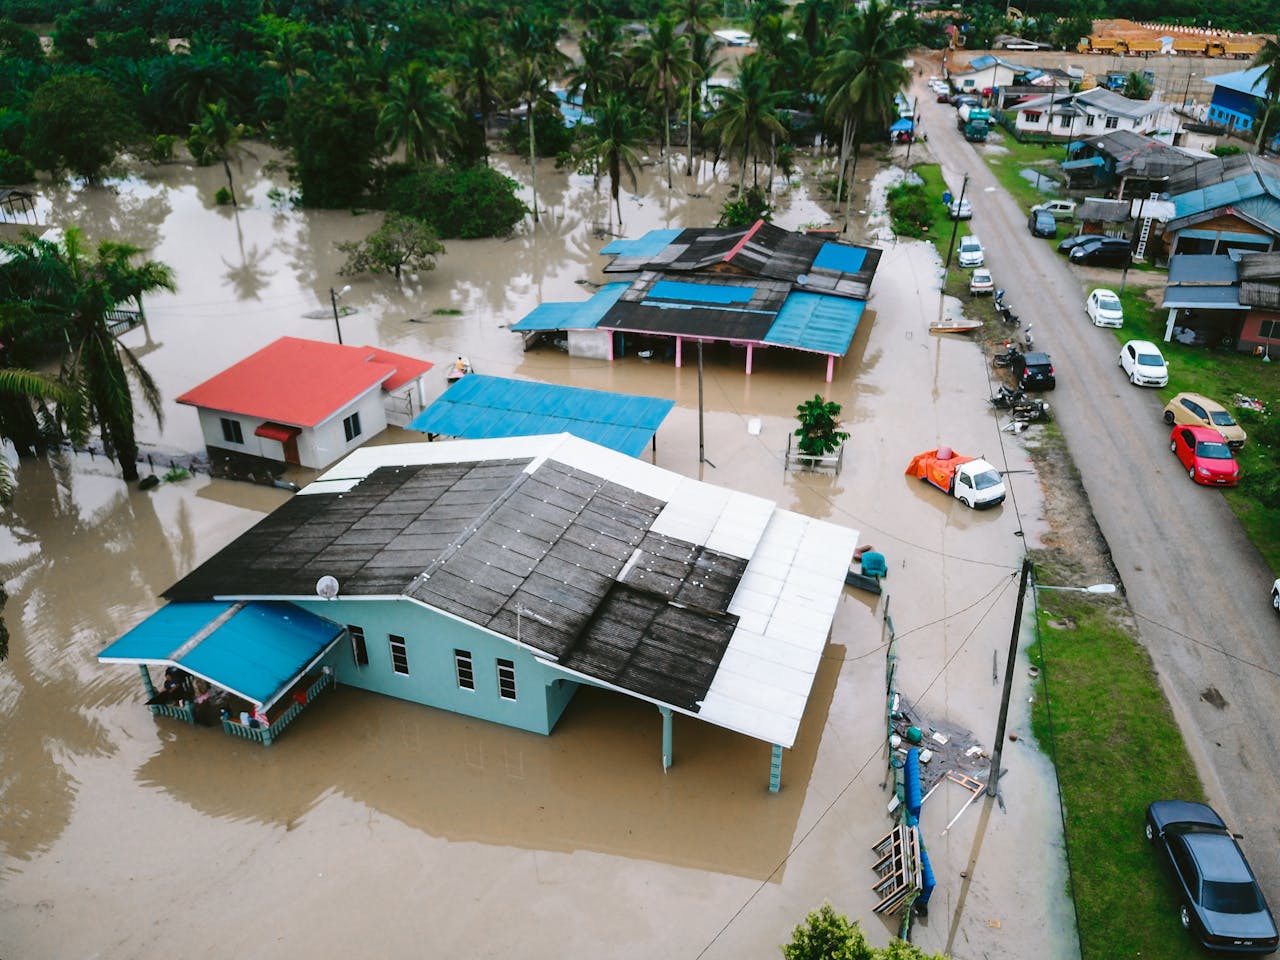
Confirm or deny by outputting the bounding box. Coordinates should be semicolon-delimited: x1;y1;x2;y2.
511;221;881;382
98;434;859;790
176;336;433;472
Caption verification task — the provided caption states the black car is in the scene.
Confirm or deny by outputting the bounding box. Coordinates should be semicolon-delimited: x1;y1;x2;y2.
1057;234;1097;254
1028;209;1057;238
1146;801;1279;954
1012;351;1055;391
1069;236;1132;267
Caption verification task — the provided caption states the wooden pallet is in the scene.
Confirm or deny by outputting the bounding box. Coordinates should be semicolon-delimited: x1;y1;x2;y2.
871;824;921;915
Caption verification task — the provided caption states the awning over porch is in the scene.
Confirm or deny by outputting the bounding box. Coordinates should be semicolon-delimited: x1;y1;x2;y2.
254;421;302;443
98;601;344;710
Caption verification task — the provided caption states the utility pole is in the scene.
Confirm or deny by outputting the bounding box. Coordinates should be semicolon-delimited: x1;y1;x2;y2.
944;173;970;270
988;557;1032;797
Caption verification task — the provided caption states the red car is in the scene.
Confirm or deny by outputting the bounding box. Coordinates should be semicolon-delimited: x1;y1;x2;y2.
1171;425;1239;486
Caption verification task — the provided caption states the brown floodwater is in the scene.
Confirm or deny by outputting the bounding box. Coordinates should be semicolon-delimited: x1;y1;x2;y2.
0;145;1077;958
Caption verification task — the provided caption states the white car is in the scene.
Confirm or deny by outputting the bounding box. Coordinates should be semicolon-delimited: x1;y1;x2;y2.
1118;339;1169;386
958;235;985;268
1273;579;1279;613
947;198;973;220
969;268;994;296
1086;288;1124;327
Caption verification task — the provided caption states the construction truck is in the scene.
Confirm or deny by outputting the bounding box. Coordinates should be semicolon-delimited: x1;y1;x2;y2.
1210;38;1263;58
956;105;991;142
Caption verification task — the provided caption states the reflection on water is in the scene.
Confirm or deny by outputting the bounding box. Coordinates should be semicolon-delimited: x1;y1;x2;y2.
0;144;1068;959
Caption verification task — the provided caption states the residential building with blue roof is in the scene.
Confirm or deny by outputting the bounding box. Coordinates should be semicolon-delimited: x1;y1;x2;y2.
1162;153;1280;256
1205;66;1274;142
510;221;881;382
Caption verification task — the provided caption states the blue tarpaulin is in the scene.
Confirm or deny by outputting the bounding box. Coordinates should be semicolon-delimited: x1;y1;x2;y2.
890;118;914;134
98;602;343;707
408;375;674;457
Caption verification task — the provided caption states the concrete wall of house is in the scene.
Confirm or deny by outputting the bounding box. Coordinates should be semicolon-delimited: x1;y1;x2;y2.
383;379;425;428
955;65;1016;91
303;389;388;468
195;408;283;463
294;598;581;736
1208;88;1260;131
568;328;612;360
1240;311;1280;353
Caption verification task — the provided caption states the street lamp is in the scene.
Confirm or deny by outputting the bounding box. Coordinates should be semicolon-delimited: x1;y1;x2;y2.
329;284;351;344
987;559;1117;797
1182;72;1198;110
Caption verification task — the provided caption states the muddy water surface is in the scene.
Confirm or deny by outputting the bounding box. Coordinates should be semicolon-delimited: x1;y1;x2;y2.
1;147;1076;958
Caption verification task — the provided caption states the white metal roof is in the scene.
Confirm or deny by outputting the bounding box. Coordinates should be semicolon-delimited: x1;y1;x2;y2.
306;434;858;748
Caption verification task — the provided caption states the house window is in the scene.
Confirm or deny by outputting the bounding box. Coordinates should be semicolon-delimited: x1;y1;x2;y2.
1058;115;1070;128
1085;114;1096;127
349;625;368;666
1024;111;1041;123
1260;319;1280;340
1105;115;1119;129
496;658;517;700
343;412;362;442
220;417;244;444
455;649;475;690
389;634;409;675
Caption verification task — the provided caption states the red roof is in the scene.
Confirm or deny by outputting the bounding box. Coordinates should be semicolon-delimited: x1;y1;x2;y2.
176;337;433;428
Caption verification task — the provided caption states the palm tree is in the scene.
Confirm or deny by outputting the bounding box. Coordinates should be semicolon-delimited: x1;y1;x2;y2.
455;20;506;163
566;18;627;112
505;14;569;224
0;229;175;482
378;62;460;165
584;95;648;231
190;100;249;206
634;15;696;188
666;0;717;175
1122;71;1153;101
1252;38;1280;155
705;54;789;190
0;305;74;497
817;0;909;227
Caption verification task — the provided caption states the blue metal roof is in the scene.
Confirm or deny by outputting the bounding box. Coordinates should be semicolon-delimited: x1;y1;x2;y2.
1173;171;1280;219
1062;156;1105;171
1168;254;1238;284
98;602;344;707
764;292;865;354
1208;66;1268;98
599;229;683;257
814;242;868;273
649;279;755;304
407;375;674;457
510;282;629;331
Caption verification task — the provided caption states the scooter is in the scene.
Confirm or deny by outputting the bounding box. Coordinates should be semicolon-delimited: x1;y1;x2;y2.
994;289;1020;326
992;341;1020;368
1022;324;1034;349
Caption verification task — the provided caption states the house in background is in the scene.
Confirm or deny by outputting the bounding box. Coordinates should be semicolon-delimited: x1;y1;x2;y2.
1013;87;1179;143
177;336;433;473
1204;66;1275;144
1161;153;1280;256
98;434;860;791
945;53;1026;95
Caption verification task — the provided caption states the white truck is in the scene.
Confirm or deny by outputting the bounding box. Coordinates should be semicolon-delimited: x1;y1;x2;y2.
906;447;1007;509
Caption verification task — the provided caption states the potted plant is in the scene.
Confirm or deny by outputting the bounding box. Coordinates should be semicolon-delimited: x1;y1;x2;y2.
793;395;850;463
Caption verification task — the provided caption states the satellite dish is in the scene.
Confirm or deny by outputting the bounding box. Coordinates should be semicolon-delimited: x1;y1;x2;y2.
315;575;340;600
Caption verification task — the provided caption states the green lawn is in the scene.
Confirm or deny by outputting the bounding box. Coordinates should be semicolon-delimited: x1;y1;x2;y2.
1027;545;1207;960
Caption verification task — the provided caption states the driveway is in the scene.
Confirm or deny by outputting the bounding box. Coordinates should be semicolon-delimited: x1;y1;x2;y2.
914;75;1280;896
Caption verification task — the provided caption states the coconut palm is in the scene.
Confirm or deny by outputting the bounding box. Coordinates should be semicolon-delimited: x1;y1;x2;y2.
566;18;627;112
455;20;506;162
0;229;175;482
189;100;249;206
634;15;696;188
817;0;909;227
665;0;717;175
1252;38;1280;154
378;61;460;165
1122;71;1153;101
505;14;569;224
705;54;789;190
584;95;648;231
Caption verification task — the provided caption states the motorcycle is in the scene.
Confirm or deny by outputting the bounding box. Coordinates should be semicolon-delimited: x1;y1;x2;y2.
989;384;1027;408
1010;397;1051;422
1022;324;1034;349
994;289;1020;326
992;341;1020;368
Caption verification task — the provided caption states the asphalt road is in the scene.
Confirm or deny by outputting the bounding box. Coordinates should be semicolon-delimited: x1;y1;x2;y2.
913;75;1280;897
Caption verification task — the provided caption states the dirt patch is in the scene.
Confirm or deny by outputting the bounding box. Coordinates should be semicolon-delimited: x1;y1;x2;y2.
1201;687;1229;710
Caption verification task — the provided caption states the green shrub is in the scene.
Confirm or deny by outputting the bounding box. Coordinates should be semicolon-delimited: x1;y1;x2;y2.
718;185;771;227
1212;144;1244;157
886;181;931;238
213;186;232;205
149;134;176;163
503;100;575;158
385;164;529;239
0;148;33;182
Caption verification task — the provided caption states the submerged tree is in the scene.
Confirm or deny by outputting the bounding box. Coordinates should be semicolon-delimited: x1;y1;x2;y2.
26;73;138;183
187;100;249;206
583;95;647;232
794;395;848;457
337;213;445;280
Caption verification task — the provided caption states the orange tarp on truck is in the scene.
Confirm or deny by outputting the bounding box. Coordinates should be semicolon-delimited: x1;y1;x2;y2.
905;448;973;493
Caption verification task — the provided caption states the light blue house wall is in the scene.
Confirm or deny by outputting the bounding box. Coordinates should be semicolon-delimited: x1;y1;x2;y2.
294;599;580;735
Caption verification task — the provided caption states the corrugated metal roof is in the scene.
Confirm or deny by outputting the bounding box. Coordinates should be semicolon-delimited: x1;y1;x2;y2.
765;292;866;354
599;229;682;257
160;435;857;747
510;282;628;331
1167;254;1238;284
1236;252;1280;280
98;601;344;708
1207;65;1268;98
1078;197;1129;221
1239;281;1280;309
406;375;673;457
1160;286;1245;309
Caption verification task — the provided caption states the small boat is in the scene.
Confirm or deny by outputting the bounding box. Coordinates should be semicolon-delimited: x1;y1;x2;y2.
446;357;473;382
928;318;982;335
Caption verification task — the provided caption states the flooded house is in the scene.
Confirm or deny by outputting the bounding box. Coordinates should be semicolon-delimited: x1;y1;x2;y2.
175;336;433;473
511;220;881;382
98;434;859;789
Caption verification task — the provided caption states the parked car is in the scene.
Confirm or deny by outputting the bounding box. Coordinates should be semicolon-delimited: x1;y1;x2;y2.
958;235;985;267
1273;579;1279;614
951;94;980;109
1028;209;1057;238
1163;393;1248;449
1145;800;1278;953
1119;339;1169;386
935;89;952;102
1012;351;1055;391
969;268;994;295
1085;288;1124;328
1171;425;1240;486
1070;236;1132;267
1031;199;1077;220
1058;234;1096;254
947;198;973;220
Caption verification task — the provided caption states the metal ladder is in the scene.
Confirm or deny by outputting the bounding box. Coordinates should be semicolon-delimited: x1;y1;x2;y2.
1133;192;1160;262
